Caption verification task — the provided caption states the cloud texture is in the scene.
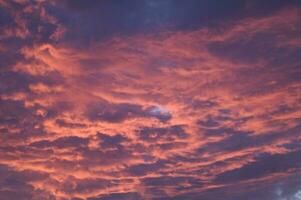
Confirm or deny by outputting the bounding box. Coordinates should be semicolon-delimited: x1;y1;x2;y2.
1;0;301;199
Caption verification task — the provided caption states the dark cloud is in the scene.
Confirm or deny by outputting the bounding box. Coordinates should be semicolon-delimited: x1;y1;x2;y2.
149;173;301;200
126;160;167;176
55;118;87;128
215;150;301;183
207;34;301;66
47;0;301;43
86;102;171;123
60;0;104;11
0;165;54;200
61;177;118;194
86;102;143;123
0;72;32;94
30;136;89;149
96;132;128;149
189;99;218;109
0;98;51;144
199;124;301;154
138;125;188;142
80;146;133;167
87;192;142;200
0;99;27;125
142;176;203;188
198;115;221;128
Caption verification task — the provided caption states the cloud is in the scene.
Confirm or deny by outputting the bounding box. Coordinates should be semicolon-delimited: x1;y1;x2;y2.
0;0;301;199
0;165;54;200
85;102;171;123
126;160;167;177
96;133;128;149
30;136;89;149
87;192;142;200
215;150;301;183
138;125;188;142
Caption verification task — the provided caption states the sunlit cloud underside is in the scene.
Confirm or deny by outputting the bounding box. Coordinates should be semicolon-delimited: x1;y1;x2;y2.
0;0;301;200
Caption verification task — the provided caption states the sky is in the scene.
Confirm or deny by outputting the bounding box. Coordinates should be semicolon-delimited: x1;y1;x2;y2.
0;0;301;199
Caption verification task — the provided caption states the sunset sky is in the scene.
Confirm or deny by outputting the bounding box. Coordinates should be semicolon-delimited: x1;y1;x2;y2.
1;0;301;199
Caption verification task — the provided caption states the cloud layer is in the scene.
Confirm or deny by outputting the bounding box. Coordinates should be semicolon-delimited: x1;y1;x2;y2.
1;0;301;199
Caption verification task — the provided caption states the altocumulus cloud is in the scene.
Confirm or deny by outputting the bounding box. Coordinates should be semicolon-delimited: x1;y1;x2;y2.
0;0;301;200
